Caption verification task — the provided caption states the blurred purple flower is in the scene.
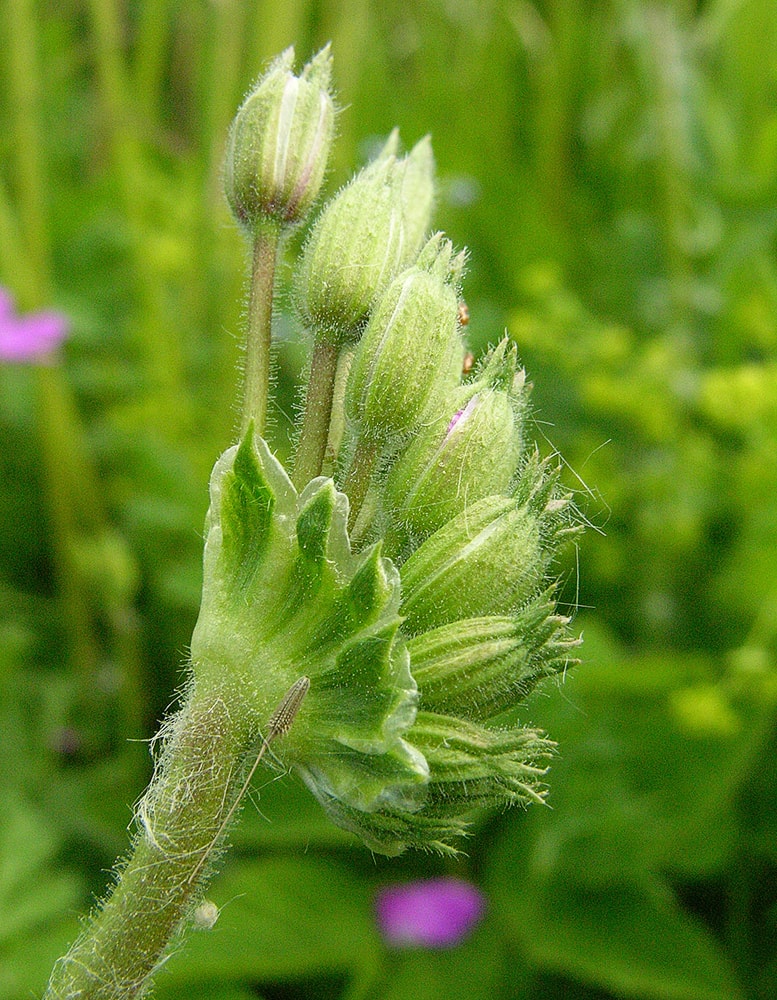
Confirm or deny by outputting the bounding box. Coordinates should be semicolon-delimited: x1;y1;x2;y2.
0;287;69;362
375;877;486;949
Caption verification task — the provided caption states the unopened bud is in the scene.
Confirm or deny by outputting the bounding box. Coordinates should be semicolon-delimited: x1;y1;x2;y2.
295;134;436;341
224;47;336;229
399;495;544;635
398;136;436;254
384;338;526;538
345;234;461;440
408;595;578;722
410;712;554;814
384;396;519;541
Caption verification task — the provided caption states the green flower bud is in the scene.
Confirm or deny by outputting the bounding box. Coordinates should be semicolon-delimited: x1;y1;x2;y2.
385;387;521;540
295;135;436;341
224;47;336;229
345;234;461;440
408;594;579;722
384;339;527;540
317;712;554;854
398;136;436;253
409;712;554;815
399;495;544;635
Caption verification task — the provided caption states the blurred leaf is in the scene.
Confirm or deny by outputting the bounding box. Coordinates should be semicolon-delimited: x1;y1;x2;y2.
0;795;81;945
0;917;83;1000
232;772;359;851
488;868;744;1000
376;916;514;1000
0;795;84;999
513;620;776;884
154;856;381;995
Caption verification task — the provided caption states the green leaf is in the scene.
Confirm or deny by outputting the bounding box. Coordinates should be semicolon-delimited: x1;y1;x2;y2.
487;867;744;1000
190;432;428;852
0;795;82;947
219;429;276;591
156;986;261;1000
514;621;776;883
377;918;514;1000
0;795;84;1000
0;917;83;1000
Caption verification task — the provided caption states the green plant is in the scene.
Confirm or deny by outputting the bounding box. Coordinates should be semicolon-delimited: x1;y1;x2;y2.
42;46;578;999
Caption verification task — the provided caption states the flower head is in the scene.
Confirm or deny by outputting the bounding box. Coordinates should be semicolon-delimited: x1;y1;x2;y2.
0;288;69;363
375;877;486;948
193;66;581;857
294;133;435;341
224;46;336;230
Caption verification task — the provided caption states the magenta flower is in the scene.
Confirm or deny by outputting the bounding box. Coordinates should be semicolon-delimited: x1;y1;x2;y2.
0;287;69;362
375;877;486;949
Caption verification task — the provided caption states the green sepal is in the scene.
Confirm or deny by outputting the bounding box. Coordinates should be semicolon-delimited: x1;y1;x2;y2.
190;429;428;829
309;712;554;856
409;592;581;722
399;496;544;635
410;712;554;814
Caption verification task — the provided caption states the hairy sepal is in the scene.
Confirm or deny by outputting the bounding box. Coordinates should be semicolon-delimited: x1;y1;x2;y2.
190;429;429;823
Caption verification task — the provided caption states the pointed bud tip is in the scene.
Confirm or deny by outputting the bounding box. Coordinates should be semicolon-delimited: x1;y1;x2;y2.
304;44;334;87
224;46;336;229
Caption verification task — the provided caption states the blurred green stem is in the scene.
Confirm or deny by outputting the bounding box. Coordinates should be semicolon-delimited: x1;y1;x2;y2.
292;337;340;487
5;0;50;282
5;0;97;679
203;0;246;205
242;219;282;437
249;0;308;78
644;4;694;327
133;0;169;123
89;0;188;440
4;0;143;729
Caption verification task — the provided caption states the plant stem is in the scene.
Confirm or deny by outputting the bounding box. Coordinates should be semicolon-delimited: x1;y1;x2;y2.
345;434;380;531
321;346;354;478
242;219;283;437
292;336;340;487
44;687;257;1000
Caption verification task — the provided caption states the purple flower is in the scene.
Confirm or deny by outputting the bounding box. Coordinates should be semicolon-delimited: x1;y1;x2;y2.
0;287;69;363
375;877;486;949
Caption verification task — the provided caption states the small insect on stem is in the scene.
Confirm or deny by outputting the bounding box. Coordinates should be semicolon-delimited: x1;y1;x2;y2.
462;351;475;375
186;676;310;886
267;675;311;738
457;300;470;327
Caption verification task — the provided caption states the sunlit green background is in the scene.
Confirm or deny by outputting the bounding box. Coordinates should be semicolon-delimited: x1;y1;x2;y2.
2;1;776;998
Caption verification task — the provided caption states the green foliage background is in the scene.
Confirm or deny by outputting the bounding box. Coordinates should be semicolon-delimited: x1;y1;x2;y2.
1;1;776;998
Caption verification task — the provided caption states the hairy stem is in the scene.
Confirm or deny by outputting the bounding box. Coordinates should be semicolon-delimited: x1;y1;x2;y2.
293;336;340;487
242;219;282;437
45;688;256;1000
345;434;380;531
321;346;354;478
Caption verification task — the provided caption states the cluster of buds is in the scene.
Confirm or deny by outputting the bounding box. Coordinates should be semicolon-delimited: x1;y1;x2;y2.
194;46;581;855
43;46;584;1000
